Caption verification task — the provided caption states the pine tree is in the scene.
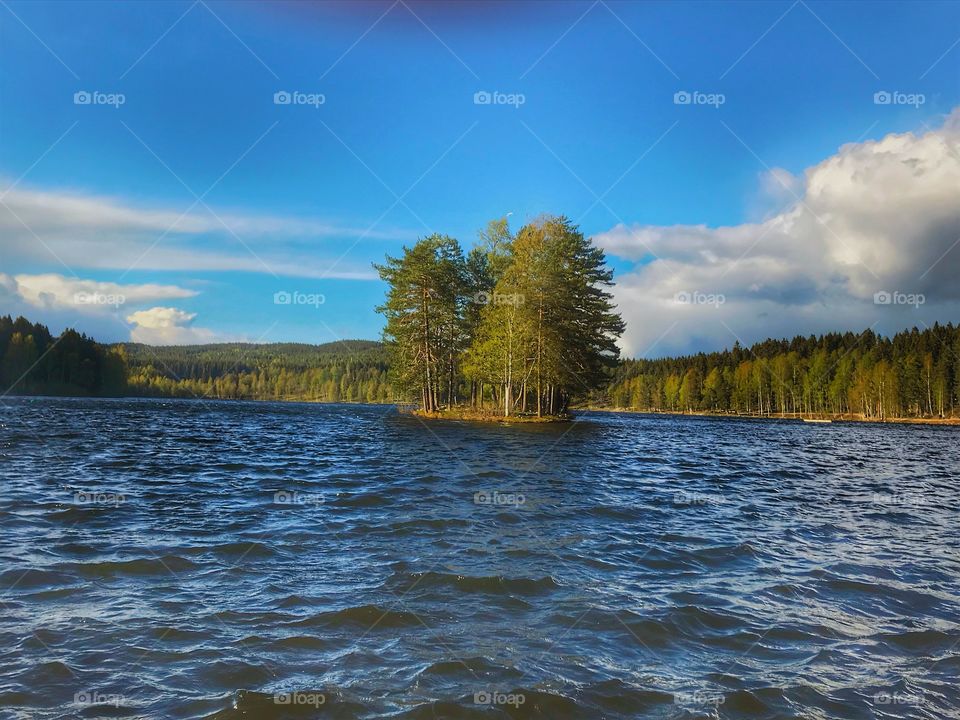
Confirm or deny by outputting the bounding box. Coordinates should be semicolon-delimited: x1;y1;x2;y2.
374;234;467;411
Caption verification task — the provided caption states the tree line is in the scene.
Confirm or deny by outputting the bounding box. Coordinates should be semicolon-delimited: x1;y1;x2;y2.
0;317;389;402
375;215;624;416
608;324;960;419
123;341;391;402
0;315;127;396
5;313;958;421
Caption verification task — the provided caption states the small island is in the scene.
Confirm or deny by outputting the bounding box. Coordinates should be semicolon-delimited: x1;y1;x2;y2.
375;215;624;421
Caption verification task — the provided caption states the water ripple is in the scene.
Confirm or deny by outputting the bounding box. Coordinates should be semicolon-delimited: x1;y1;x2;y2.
0;398;958;719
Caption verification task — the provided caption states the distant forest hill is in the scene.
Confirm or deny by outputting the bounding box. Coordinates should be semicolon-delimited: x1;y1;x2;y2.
0;315;127;397
609;324;960;420
124;340;390;402
3;314;959;420
0;315;389;402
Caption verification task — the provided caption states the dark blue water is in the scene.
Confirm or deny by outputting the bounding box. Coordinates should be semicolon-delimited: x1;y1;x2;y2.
1;398;958;719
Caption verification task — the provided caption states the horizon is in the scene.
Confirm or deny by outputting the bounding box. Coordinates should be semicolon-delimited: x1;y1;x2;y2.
2;1;959;357
6;312;956;364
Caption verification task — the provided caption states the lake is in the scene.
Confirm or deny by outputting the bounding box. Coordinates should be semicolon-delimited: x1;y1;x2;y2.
1;398;958;719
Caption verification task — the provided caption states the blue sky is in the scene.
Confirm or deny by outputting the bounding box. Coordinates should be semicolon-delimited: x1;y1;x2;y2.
1;1;959;355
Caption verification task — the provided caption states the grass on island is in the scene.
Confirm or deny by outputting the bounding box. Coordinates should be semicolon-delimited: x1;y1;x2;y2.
411;407;572;423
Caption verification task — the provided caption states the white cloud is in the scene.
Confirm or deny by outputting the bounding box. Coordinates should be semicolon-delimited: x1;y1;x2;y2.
9;273;197;311
0;186;404;280
595;109;960;357
126;306;219;345
0;272;227;345
748;167;804;220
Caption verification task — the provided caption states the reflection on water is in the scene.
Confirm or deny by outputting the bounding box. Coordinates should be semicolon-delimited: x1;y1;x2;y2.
0;398;958;718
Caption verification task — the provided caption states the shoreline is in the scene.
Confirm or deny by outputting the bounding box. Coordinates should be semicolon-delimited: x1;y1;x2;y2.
583;407;960;427
411;408;571;424
8;393;958;427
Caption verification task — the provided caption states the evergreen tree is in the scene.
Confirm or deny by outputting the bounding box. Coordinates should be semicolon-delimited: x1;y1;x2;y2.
374;234;468;412
381;215;625;417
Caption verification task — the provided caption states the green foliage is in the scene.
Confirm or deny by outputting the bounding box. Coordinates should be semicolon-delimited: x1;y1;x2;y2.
608;324;960;419
375;234;469;411
122;340;391;402
0;315;127;396
4;310;959;421
0;316;389;402
375;215;625;416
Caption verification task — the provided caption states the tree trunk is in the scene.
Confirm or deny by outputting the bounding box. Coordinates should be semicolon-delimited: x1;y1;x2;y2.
422;288;433;412
504;322;513;417
536;302;543;417
448;351;454;410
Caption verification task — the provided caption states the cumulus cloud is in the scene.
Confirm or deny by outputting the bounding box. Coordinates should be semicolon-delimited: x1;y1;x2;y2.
0;186;404;280
8;273;197;311
126;307;220;345
595;109;960;357
0;273;226;344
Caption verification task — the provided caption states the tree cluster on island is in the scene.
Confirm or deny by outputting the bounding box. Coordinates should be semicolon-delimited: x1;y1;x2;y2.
374;215;625;418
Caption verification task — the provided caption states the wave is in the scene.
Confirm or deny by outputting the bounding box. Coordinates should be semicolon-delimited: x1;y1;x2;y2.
876;627;958;652
552;604;754;650
60;555;198;578
388;517;463;533
416;655;522;679
18;660;76;684
289;604;424;630
194;660;275;690
204;689;362;719
398;683;678;719
267;635;332;651
207;541;276;560
0;567;74;589
332;492;391;508
385;570;560;596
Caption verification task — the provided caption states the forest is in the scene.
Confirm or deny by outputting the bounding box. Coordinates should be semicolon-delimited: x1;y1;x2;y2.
123;340;390;402
0;316;388;402
375;215;625;417
0;315;127;396
608;324;960;420
3;311;960;421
